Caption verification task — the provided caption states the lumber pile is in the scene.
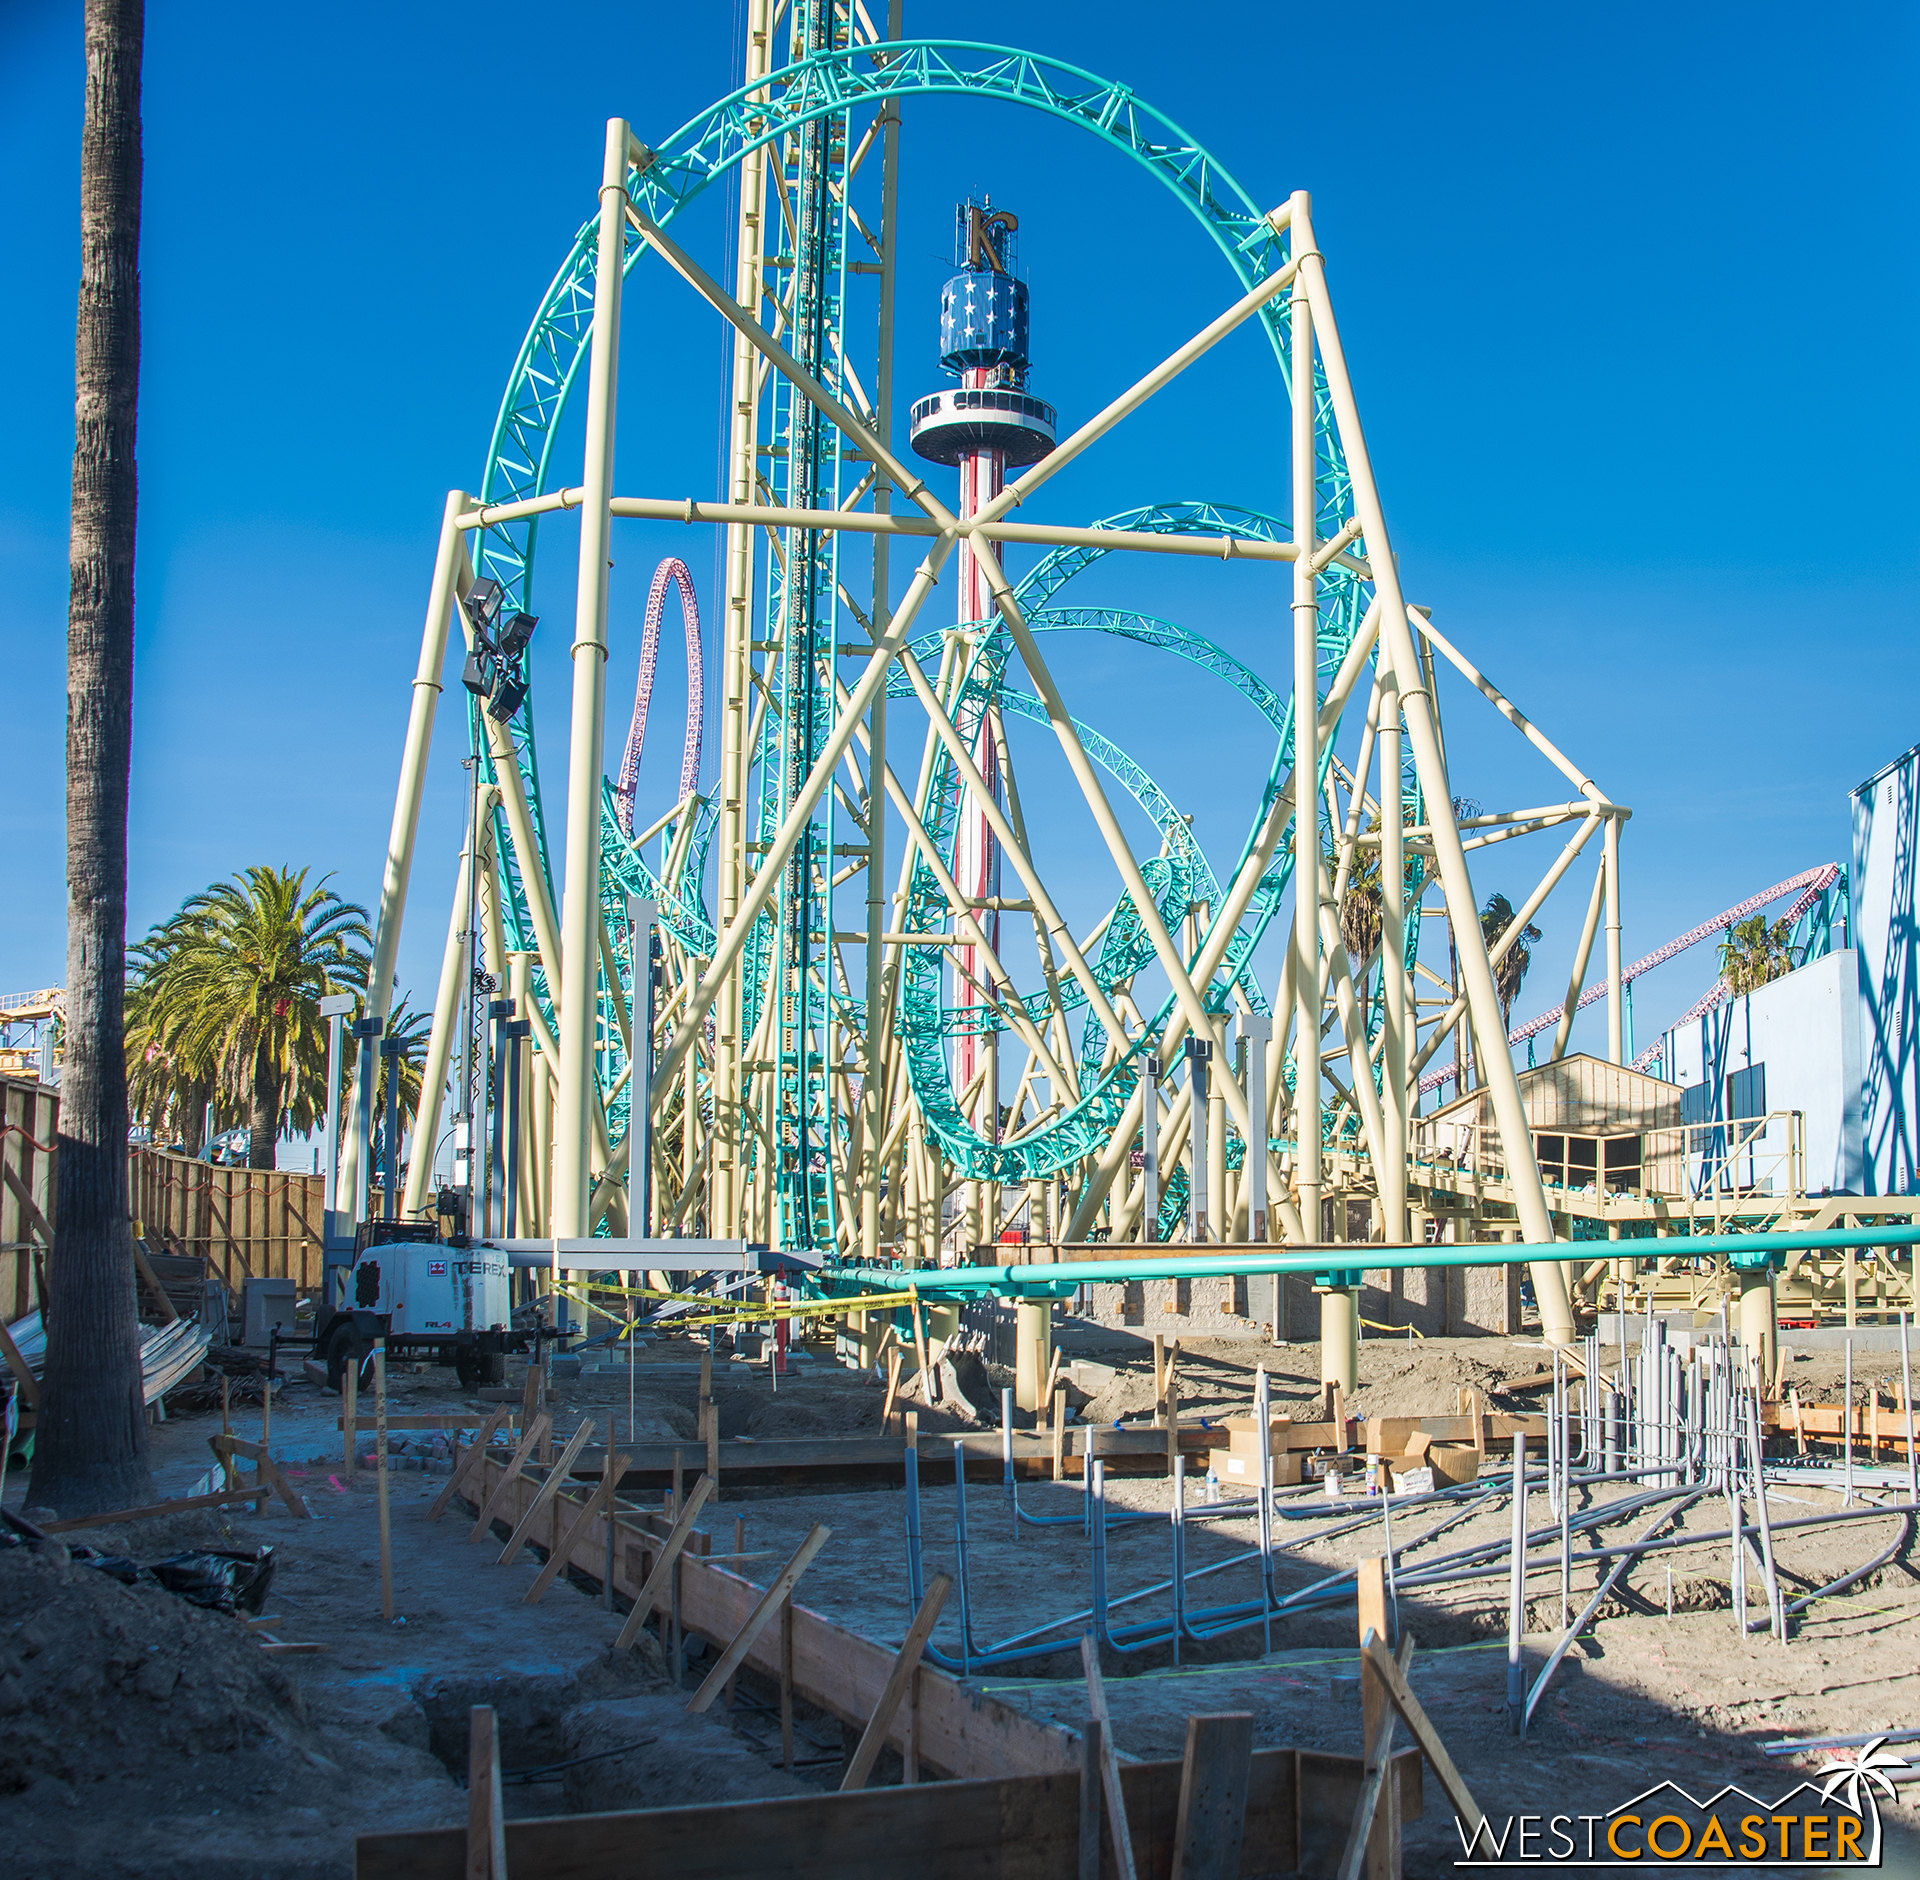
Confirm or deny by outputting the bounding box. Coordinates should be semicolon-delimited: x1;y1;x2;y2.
1766;1391;1918;1458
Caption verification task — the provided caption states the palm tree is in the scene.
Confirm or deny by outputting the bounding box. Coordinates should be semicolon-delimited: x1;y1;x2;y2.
148;868;370;1167
1481;893;1542;1033
1719;914;1801;995
1326;818;1384;965
124;910;213;1150
33;0;152;1517
1326;813;1425;980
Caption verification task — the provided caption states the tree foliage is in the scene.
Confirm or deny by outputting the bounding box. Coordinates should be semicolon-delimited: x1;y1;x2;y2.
124;867;370;1167
1719;914;1801;996
1480;892;1542;1031
1325;814;1423;971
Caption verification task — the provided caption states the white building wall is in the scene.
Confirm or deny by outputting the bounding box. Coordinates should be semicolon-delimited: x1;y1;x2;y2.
1665;949;1863;1195
1854;744;1920;1195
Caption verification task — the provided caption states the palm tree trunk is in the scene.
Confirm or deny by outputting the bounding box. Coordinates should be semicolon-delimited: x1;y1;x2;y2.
179;1077;209;1155
249;1050;279;1170
32;0;153;1515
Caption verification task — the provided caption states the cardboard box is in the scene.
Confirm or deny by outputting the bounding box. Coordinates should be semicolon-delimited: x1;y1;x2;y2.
1425;1442;1480;1486
1279;1418;1353;1451
1217;1416;1305;1485
1365;1413;1544;1453
1219;1415;1294;1446
1221;1428;1304;1486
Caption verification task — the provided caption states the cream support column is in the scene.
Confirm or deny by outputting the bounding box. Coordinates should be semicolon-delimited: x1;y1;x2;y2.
1379;666;1409;1244
715;0;773;1241
1140;1057;1162;1242
1604;813;1624;1067
860;3;903;1271
1239;1014;1273;1240
481;706;563;994
401;835;478;1219
1291;192;1575;1348
554;120;630;1240
1015;1300;1052;1415
509;951;537;1238
1207;1024;1228;1244
1739;1264;1777;1375
627;899;658;1239
531;1033;553;1239
1320;1286;1358;1398
1290;232;1323;1260
349;489;471;1221
927;1303;960;1363
1187;1040;1211;1241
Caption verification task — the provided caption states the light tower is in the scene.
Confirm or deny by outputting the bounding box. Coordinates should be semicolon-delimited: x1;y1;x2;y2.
909;202;1055;1238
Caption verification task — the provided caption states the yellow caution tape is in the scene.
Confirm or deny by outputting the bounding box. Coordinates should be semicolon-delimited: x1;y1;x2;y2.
550;1281;918;1336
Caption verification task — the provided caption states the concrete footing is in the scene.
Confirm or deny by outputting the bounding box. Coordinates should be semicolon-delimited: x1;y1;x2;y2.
1075;1265;1529;1340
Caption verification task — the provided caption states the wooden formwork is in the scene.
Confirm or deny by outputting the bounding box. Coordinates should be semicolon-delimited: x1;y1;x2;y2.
403;1446;1423;1880
354;1742;1422;1880
0;1075;57;1322
466;1443;1078;1782
129;1149;327;1300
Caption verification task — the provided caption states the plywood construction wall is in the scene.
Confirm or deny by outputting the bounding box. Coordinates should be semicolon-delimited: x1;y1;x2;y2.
1;1076;58;1322
131;1150;328;1299
2;1073;332;1325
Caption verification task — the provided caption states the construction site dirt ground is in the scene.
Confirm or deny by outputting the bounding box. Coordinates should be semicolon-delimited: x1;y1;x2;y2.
4;1318;1919;1877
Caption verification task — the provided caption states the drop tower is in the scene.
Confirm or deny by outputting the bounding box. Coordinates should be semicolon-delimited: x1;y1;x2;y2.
909;204;1056;1231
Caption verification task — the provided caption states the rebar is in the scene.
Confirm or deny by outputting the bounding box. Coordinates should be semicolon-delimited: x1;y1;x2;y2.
1170;1454;1186;1664
953;1437;972;1677
1508;1430;1527;1736
1256;1364;1274;1655
1903;1312;1917;1508
1001;1386;1018;1539
1844;1336;1854;1506
1743;1368;1785;1641
894;1314;1907;1686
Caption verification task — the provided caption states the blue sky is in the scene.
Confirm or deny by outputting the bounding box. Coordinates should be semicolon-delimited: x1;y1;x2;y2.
1;0;1914;1076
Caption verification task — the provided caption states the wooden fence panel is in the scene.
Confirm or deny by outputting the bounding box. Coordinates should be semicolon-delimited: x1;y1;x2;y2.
0;1075;58;1322
129;1148;326;1303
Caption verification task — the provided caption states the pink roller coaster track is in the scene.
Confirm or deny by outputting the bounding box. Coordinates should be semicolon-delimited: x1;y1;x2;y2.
1417;863;1842;1094
614;557;704;837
